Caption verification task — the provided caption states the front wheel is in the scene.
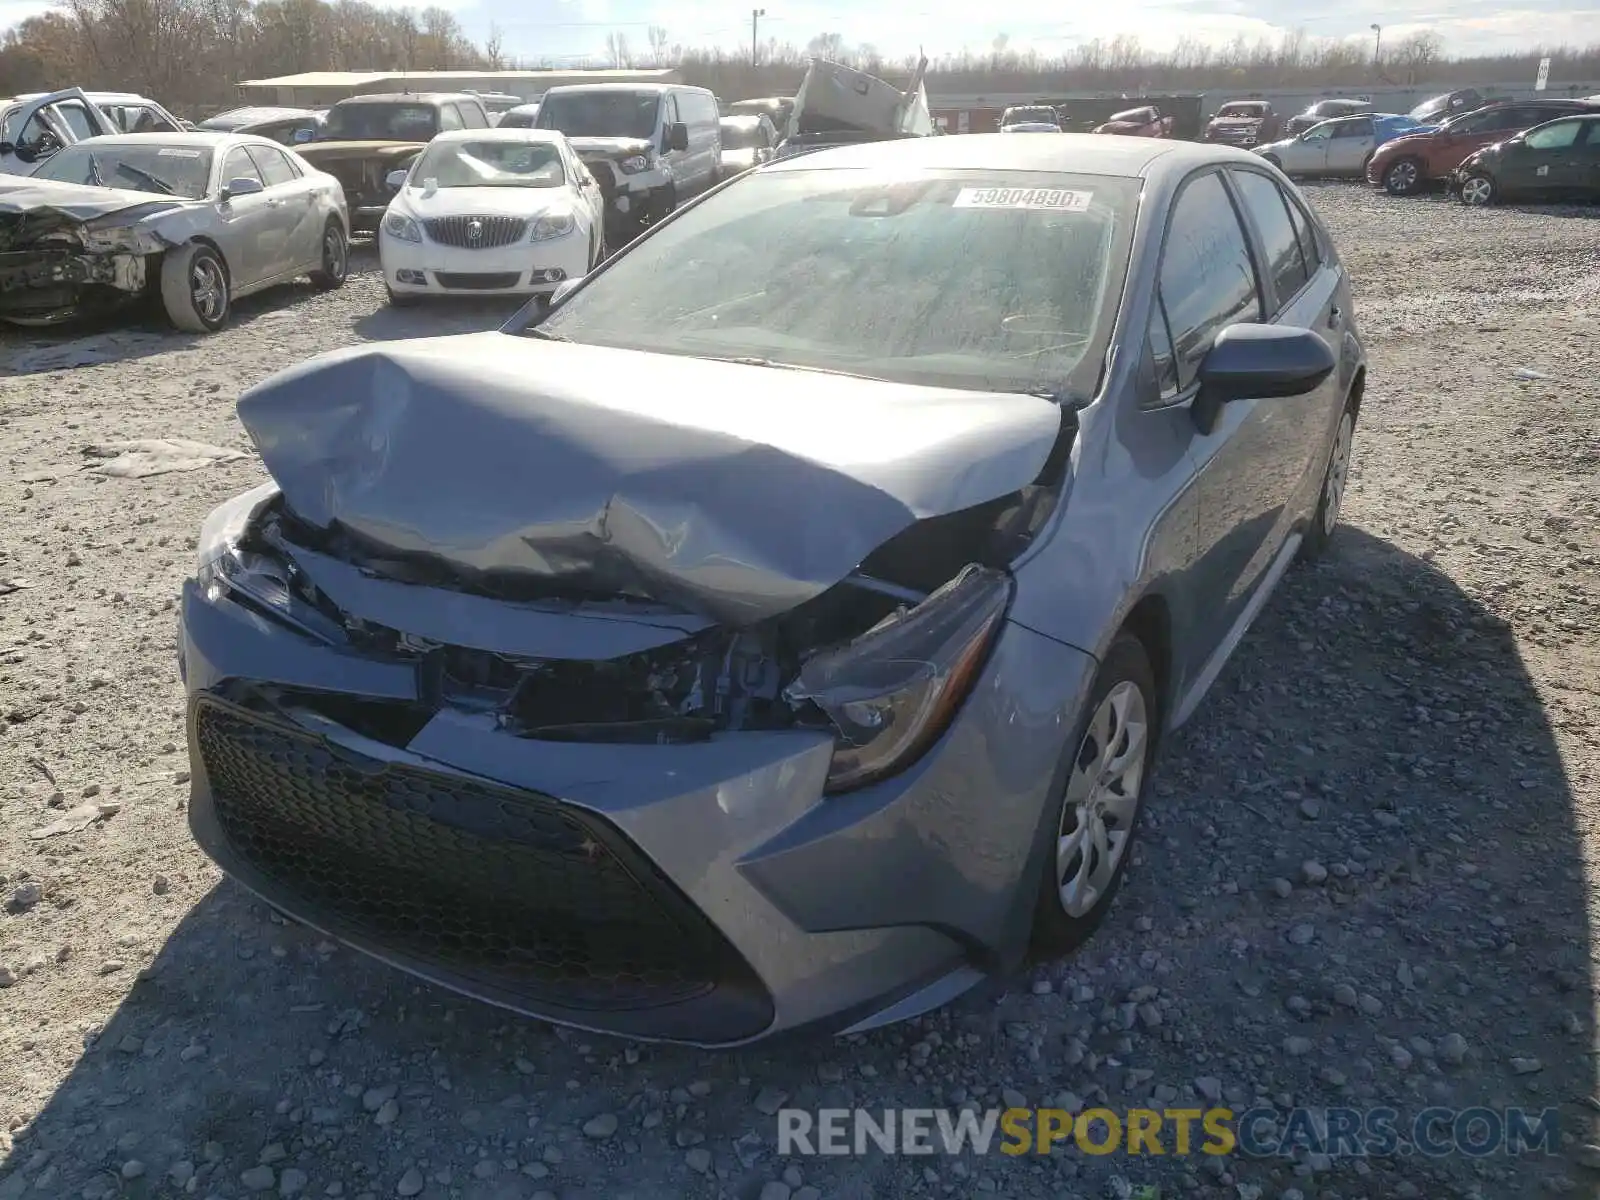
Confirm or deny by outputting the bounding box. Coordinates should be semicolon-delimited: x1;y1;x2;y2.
1029;634;1157;958
1383;157;1423;195
160;243;230;333
309;220;348;290
1300;402;1356;562
1459;171;1497;206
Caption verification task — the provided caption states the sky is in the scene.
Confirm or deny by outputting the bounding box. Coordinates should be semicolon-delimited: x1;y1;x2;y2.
3;0;1599;65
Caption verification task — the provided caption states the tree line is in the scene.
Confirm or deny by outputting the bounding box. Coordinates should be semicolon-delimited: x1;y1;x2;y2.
2;0;1597;115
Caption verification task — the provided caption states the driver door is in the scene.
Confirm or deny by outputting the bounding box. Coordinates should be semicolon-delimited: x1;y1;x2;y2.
0;88;118;175
1294;126;1332;173
215;146;276;287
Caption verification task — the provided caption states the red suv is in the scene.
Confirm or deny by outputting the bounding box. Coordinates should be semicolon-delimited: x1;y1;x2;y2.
1368;99;1600;195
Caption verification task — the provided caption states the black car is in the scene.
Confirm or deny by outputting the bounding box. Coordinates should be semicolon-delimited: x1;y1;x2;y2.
198;106;323;147
1452;111;1600;205
1410;88;1485;126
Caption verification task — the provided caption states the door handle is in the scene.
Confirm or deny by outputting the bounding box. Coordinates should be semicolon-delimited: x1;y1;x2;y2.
1327;305;1342;328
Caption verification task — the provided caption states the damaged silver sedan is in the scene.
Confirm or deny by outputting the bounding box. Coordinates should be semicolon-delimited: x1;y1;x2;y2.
0;132;348;329
180;134;1366;1045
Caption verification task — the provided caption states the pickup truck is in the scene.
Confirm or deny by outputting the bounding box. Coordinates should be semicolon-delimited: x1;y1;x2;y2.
1091;105;1173;138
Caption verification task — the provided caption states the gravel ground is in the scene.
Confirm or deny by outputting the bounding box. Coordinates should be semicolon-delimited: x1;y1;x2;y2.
1;185;1598;1200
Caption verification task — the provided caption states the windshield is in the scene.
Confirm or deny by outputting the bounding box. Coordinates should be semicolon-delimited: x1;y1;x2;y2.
720;120;766;149
1410;94;1453;119
527;169;1137;396
1111;108;1153;123
1217;103;1267;118
536;91;660;139
409;139;565;188
324;103;437;141
34;143;212;198
1004;108;1057;125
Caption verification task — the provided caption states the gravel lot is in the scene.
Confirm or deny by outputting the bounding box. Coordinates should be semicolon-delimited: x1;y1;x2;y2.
1;184;1598;1200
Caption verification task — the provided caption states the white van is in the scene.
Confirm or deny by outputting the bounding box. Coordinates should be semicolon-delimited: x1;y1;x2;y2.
534;83;721;242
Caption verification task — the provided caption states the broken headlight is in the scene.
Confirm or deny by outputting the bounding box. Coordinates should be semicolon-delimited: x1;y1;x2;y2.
785;566;1011;794
194;482;279;579
193;484;341;643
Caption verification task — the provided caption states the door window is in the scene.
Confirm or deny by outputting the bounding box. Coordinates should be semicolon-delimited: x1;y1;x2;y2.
1148;294;1180;403
247;144;298;187
438;103;464;131
52;100;98;139
222;146;264;188
1156;171;1264;390
1333;116;1374;139
458;101;490;129
1282;190;1322;274
1524;119;1583;150
1229;169;1310;306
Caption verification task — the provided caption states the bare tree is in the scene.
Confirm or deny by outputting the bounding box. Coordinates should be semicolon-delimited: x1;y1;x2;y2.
1390;30;1444;82
605;29;632;67
805;31;846;61
484;20;505;70
647;24;669;66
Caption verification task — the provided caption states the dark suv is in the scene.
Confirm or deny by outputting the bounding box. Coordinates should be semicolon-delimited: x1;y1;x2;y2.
1367;98;1600;195
296;92;493;231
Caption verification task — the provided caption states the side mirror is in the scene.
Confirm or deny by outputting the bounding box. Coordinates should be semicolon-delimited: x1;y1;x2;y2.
666;121;689;152
1191;323;1336;434
549;276;584;306
0;140;16;157
386;168;409;189
221;176;265;201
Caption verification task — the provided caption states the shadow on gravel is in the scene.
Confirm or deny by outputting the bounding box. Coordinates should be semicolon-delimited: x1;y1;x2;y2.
353;297;524;343
1;529;1592;1200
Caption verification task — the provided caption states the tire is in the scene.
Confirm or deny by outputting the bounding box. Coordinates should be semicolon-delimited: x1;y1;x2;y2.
1300;399;1356;562
1459;171;1497;207
1028;633;1158;959
309;219;348;290
1383;157;1423;195
385;286;419;308
160;243;229;333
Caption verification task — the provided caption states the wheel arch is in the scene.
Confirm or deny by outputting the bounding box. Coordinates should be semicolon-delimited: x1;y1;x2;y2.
1117;593;1174;732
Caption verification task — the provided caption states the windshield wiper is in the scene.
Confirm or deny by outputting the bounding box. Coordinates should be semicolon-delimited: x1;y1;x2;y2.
1026;387;1092;410
522;327;570;341
697;355;887;381
86;154;102;186
113;162;174;195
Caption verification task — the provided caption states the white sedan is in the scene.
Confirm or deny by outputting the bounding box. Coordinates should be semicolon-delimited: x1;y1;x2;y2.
378;128;605;306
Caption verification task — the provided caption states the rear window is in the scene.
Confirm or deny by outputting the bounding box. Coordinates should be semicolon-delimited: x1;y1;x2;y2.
324;103;438;141
532;169;1140;398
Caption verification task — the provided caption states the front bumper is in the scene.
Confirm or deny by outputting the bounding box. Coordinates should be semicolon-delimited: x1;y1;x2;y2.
177;574;1095;1045
380;230;588;297
0;248;147;324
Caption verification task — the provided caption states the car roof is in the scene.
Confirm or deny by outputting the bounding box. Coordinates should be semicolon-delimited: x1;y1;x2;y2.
66;131;277;152
332;92;476;105
204;106;317;123
13;90;157;103
543;82;708;95
428;127;566;144
762;132;1251;180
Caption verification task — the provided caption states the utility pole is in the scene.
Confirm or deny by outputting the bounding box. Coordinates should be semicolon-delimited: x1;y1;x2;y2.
1370;23;1382;71
751;8;765;65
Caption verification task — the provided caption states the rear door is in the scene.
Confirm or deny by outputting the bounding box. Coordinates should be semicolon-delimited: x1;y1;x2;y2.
247;143;318;273
1326;115;1376;172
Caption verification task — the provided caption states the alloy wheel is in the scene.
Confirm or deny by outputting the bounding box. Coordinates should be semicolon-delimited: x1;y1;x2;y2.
1322;411;1354;536
190;258;226;323
1056;680;1149;918
1461;175;1494;206
323;226;347;281
1386;159;1419;192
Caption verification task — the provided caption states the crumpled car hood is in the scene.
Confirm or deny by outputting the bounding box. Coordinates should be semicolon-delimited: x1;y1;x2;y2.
0;178;188;224
236;332;1062;625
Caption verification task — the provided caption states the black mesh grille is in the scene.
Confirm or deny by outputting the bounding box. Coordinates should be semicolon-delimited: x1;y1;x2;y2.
195;697;746;1013
423;215;528;249
432;272;523;290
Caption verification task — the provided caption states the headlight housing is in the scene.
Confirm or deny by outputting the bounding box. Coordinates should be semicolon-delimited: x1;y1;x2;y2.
530;211;575;240
617;154;652;174
194;482;279;578
383;210;421;242
784;566;1011;794
193;485;342;643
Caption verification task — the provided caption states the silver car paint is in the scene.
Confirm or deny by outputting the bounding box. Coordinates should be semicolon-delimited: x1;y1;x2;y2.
180;135;1366;1045
1;132;348;313
235;333;1063;625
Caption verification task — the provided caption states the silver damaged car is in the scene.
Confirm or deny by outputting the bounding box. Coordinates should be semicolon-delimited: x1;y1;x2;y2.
180;133;1366;1046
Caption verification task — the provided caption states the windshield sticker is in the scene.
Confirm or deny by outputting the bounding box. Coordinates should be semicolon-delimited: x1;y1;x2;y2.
157;148;203;158
953;187;1093;212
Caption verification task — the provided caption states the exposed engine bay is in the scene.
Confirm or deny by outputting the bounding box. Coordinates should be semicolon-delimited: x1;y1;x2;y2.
0;199;168;324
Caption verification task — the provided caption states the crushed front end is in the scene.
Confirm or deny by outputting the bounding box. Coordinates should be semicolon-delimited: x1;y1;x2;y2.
179;337;1100;1044
0;204;163;325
